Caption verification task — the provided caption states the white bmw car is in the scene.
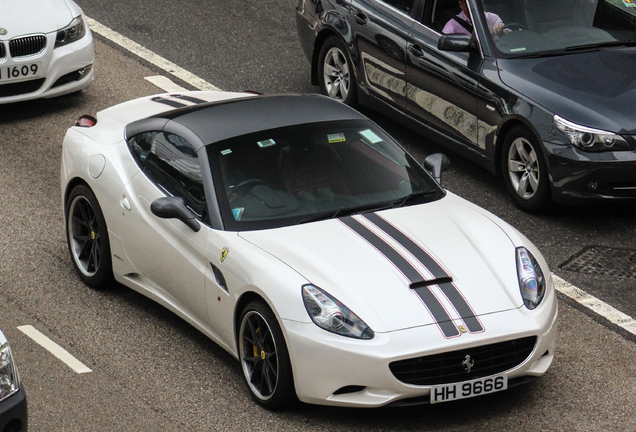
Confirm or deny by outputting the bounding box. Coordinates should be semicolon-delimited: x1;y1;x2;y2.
60;91;558;408
0;0;94;104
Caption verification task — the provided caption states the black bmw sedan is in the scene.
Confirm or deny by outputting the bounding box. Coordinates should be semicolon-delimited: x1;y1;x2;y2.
296;0;636;211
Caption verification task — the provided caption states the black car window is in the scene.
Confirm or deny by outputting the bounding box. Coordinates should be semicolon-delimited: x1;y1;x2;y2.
129;132;207;219
427;0;463;32
381;0;416;15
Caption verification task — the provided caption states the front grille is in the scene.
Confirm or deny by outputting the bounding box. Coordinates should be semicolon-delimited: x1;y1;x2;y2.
0;42;5;60
9;35;46;57
0;78;45;97
389;336;537;386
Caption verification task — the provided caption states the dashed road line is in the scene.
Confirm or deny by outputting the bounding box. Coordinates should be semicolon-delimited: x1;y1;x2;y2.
86;16;636;338
145;75;188;92
87;17;220;92
17;325;92;374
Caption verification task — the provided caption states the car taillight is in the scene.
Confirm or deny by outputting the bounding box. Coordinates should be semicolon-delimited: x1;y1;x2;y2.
75;115;97;127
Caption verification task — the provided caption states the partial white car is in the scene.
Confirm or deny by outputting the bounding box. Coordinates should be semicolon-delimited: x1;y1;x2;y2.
60;91;558;408
0;0;94;104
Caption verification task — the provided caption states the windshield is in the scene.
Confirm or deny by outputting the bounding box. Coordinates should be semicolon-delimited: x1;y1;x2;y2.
207;120;444;231
479;0;636;56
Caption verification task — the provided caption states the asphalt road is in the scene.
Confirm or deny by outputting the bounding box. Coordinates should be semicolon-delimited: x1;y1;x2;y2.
0;1;635;430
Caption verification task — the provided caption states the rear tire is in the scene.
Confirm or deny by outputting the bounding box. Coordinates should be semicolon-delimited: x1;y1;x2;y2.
238;301;296;409
65;184;113;288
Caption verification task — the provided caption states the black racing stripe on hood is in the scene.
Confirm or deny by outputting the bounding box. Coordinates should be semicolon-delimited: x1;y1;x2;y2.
340;216;460;338
363;213;448;279
364;213;484;334
340;216;426;285
412;287;461;338
438;282;483;333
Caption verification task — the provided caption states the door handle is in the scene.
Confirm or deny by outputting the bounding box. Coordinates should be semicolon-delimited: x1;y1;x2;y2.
408;43;425;58
353;10;368;25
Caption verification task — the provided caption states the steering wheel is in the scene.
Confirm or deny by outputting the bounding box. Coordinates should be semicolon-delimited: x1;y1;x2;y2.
502;22;526;32
228;179;269;200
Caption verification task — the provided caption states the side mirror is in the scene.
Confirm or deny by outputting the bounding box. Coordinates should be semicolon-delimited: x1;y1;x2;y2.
438;34;473;52
151;196;201;232
424;153;450;185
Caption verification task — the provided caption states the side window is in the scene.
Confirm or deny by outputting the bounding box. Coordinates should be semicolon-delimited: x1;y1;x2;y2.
130;132;207;220
380;0;415;15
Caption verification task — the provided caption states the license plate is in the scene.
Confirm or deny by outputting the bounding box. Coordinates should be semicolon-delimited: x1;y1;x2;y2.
430;374;507;404
0;63;41;82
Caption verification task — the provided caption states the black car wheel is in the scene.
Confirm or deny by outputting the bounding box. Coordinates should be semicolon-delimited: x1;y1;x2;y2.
318;36;357;105
66;184;113;288
238;301;295;409
501;126;550;212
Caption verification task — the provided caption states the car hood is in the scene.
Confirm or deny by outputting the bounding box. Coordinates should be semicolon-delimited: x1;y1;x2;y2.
497;48;636;134
1;0;76;38
238;195;524;333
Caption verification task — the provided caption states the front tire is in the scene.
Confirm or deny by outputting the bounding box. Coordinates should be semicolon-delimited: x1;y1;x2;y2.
318;36;357;106
501;126;551;212
65;184;113;288
238;301;295;409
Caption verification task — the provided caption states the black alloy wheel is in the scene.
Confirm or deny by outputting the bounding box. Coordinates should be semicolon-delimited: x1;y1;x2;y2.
238;301;295;409
66;184;113;288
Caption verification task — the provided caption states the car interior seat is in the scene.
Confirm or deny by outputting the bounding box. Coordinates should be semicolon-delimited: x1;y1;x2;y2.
279;143;348;199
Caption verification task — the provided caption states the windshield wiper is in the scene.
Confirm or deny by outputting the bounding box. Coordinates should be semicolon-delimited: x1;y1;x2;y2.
565;40;636;52
299;191;438;224
392;190;438;208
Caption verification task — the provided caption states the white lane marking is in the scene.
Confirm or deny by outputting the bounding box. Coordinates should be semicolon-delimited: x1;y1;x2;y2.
17;325;92;374
87;16;636;338
86;17;221;92
553;274;636;335
145;75;187;92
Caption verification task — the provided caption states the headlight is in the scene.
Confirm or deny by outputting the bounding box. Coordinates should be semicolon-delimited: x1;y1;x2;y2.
554;115;631;152
0;341;21;403
55;16;87;48
516;247;546;310
302;284;374;339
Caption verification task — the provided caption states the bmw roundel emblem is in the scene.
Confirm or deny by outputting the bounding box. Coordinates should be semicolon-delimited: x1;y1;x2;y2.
0;28;7;36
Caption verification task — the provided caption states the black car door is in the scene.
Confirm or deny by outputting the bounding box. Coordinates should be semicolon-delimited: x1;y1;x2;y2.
348;0;418;111
405;0;490;159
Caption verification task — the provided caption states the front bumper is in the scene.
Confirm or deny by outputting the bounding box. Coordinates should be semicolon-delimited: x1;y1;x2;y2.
0;19;94;104
283;294;558;407
0;385;28;432
545;141;636;204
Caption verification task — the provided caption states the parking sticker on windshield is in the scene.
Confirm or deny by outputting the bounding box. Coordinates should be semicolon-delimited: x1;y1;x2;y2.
623;0;635;6
359;129;382;144
328;133;346;143
257;139;276;148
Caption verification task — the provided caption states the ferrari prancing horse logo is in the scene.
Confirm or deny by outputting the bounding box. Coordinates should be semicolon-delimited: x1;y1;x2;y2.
220;247;229;263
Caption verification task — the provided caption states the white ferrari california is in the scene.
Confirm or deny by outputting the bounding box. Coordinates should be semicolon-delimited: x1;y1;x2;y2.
60;91;558;408
0;0;94;104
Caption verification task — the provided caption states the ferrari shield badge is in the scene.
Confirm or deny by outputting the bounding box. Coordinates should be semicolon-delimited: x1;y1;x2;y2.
220;247;229;263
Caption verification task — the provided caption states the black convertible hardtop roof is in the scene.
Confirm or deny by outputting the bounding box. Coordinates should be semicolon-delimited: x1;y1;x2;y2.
126;94;369;146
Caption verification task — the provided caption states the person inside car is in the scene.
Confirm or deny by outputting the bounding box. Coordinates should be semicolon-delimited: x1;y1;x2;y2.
442;0;504;38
